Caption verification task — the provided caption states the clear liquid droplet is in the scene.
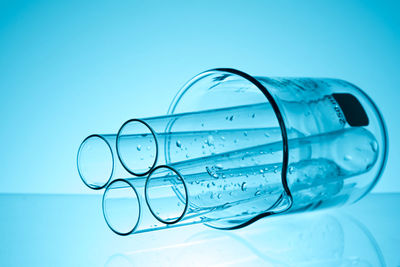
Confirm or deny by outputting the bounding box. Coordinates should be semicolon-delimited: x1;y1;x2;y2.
288;166;294;174
241;182;247;191
370;141;378;152
176;140;182;148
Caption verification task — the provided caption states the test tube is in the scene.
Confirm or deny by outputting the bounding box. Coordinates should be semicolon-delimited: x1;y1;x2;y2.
116;102;287;176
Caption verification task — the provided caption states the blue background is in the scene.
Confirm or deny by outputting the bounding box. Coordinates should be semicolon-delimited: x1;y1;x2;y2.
0;0;399;194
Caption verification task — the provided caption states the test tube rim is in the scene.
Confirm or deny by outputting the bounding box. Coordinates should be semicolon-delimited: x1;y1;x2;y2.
116;118;159;177
102;178;142;236
145;165;189;224
77;134;114;190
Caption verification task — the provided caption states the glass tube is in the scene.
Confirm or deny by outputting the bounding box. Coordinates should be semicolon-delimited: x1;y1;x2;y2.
116;102;287;176
77;134;132;190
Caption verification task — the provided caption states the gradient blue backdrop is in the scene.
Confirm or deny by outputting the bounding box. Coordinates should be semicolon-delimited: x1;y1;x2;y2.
0;0;398;194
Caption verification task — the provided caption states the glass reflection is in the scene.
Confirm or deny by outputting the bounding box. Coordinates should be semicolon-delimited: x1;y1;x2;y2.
104;211;385;267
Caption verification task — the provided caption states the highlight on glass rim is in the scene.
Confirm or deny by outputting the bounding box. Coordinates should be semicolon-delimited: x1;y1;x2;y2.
77;68;388;236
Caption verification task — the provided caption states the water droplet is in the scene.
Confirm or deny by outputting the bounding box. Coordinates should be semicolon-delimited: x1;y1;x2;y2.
274;167;278;173
206;166;219;178
252;113;255;118
241;182;247;191
255;190;261;196
210;193;214;199
176;140;182;148
186;154;190;158
264;133;270;138
136;145;142;151
195;180;200;184
206;183;210;188
201;123;204;127
288;166;294;174
344;155;352;161
221;136;225;141
234;139;238;144
217;193;221;199
211;182;216;186
260;169;264;174
146;146;151;151
229;115;234;121
243;131;248;136
229;191;233;196
370;141;378;152
206;136;215;146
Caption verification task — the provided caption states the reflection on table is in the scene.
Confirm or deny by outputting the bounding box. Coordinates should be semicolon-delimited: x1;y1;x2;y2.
0;193;398;266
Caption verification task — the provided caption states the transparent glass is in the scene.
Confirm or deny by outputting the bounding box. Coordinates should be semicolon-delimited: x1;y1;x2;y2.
104;212;385;266
116;103;284;176
102;68;387;235
77;134;131;189
103;178;209;236
145;127;378;227
164;69;387;229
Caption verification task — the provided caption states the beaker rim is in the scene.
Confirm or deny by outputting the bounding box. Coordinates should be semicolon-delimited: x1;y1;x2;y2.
167;68;293;227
